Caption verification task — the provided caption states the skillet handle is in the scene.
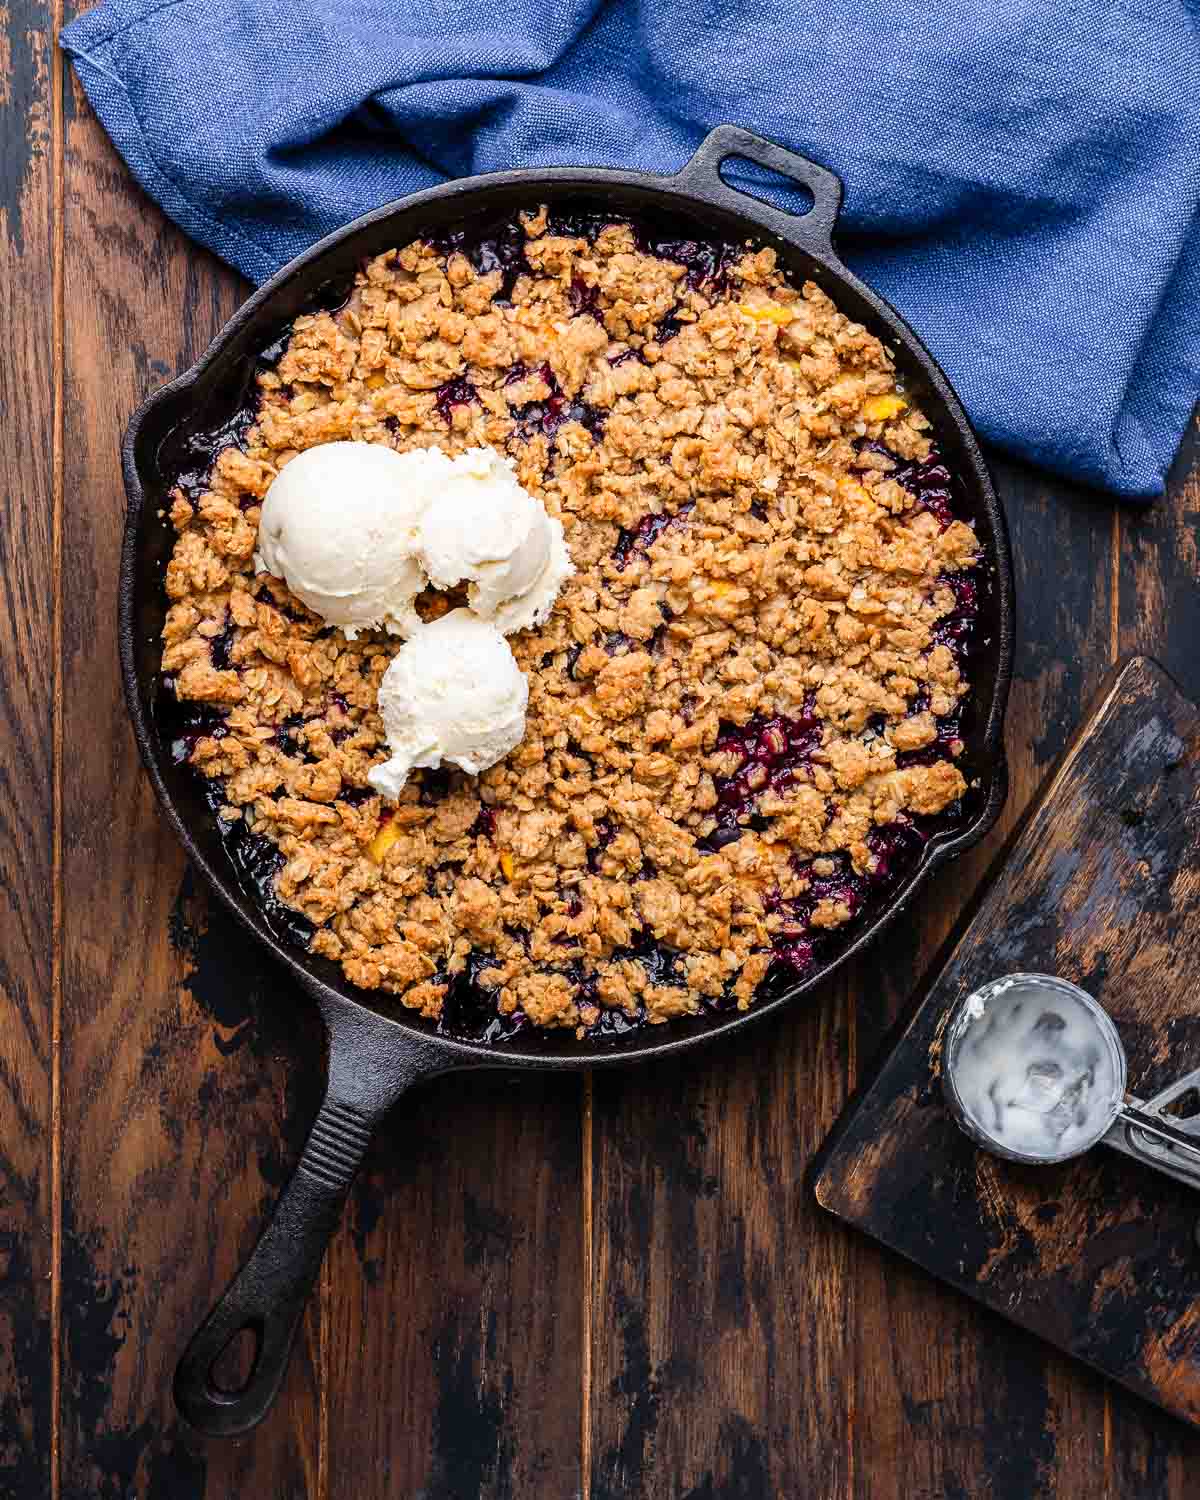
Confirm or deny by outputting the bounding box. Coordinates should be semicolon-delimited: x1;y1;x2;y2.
672;124;843;257
174;1006;448;1437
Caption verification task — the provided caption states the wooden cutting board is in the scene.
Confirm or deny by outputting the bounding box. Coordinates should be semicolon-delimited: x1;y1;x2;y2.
813;655;1200;1428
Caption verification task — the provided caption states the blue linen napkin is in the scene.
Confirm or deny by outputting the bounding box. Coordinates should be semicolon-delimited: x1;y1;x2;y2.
63;0;1200;498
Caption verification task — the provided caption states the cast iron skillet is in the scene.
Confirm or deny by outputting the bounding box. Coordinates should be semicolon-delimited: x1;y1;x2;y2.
120;124;1014;1436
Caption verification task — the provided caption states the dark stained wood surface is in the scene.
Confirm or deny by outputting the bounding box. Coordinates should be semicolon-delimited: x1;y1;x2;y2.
58;9;324;1493
2;2;1198;1493
0;3;56;1496
814;656;1200;1432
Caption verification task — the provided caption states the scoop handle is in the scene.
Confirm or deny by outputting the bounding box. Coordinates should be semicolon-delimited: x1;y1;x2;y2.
1103;1099;1200;1192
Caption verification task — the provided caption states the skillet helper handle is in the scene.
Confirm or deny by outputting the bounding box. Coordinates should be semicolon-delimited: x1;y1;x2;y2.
174;1015;445;1436
672;124;843;257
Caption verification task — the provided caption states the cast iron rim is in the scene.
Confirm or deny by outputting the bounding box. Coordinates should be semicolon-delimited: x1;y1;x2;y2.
118;139;1015;1072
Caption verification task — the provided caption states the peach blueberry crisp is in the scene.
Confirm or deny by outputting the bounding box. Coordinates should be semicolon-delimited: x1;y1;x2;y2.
158;206;981;1040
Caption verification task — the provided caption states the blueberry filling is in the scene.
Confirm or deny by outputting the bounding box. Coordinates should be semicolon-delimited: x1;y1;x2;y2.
473;804;497;839
860;441;956;530
168;711;228;765
261;584;316;627
546;208;620;241
931;571;978;658
569;273;601;317
475;223;530;300
273;712;307;755
588;1006;647;1039
784;854;867;926
167;409;255;506
700;701;822;851
506;360;604;444
200;781;315;950
635;230;741;294
339;785;377;807
437;950;527;1043
432;222;530;302
434;375;479;425
417;767;454;805
617;930;684;987
895;712;964;769
586;818;616;873
766;819;933;979
158;684;313;946
613;502;694;569
157;677;228;765
255;331;290;371
570;943;659;1037
653;308;688;345
857;444;979;659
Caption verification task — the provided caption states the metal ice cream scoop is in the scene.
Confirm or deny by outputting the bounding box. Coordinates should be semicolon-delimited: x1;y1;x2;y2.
941;973;1200;1192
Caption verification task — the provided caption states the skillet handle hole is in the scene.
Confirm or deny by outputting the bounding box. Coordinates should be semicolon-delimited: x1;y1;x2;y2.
209;1323;262;1397
718;155;816;218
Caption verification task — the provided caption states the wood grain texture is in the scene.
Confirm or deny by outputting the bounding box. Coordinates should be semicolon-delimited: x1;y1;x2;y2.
1119;416;1200;700
816;656;1200;1437
0;2;57;1496
324;1070;584;1500
588;976;853;1497
57;30;323;1498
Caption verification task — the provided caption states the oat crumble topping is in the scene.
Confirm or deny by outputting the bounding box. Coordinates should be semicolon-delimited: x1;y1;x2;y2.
159;208;980;1039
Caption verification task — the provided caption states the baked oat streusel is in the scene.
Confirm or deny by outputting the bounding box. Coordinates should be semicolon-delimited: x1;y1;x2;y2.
159;208;981;1039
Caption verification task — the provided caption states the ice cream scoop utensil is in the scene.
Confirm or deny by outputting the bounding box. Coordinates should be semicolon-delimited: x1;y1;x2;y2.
943;973;1200;1192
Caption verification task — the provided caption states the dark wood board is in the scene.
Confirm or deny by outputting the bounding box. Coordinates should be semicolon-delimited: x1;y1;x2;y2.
814;655;1200;1431
3;0;1200;1488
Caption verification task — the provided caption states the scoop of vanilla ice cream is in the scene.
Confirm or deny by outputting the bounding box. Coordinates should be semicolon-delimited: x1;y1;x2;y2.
416;447;574;634
255;442;454;638
367;609;529;800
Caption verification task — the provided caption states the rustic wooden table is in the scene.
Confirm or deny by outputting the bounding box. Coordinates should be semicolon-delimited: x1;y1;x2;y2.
5;10;1200;1497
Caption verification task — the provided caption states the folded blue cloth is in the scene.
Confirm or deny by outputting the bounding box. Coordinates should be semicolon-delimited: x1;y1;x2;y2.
63;0;1200;497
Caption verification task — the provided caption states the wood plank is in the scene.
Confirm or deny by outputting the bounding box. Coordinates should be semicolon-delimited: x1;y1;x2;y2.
58;39;324;1498
324;1070;585;1499
844;461;1119;1500
0;2;57;1495
1106;411;1200;1495
1119;414;1200;697
588;978;853;1496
